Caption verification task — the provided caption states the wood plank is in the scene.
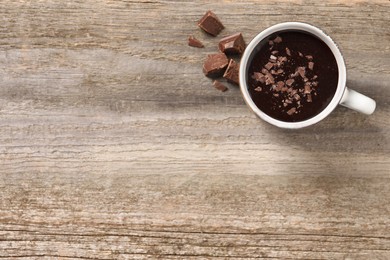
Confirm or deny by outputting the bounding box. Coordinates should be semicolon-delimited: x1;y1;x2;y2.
0;0;389;258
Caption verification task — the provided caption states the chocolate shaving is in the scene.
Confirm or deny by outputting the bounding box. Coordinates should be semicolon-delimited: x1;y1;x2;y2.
188;35;204;48
213;80;228;92
271;50;279;55
265;73;275;85
198;10;224;36
254;86;262;92
308;62;314;70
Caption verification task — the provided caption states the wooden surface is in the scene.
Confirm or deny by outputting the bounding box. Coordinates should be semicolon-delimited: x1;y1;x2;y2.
1;0;389;259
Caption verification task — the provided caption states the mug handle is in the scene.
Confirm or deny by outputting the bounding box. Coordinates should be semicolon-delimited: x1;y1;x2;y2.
339;87;376;115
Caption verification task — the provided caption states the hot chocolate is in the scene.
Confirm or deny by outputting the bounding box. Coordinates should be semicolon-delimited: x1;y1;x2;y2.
247;31;339;122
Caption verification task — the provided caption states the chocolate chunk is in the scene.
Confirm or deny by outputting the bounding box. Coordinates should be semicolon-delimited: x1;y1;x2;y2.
307;94;313;102
254;86;262;92
287;107;296;115
213;80;228;92
308;62;314;70
285;78;295;86
218;33;246;54
276;69;284;74
273;36;282;43
223;59;240;85
203;53;229;77
188;35;204;48
252;72;266;83
198;11;224;36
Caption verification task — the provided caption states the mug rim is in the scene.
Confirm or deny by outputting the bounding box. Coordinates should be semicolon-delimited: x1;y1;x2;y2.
239;22;347;129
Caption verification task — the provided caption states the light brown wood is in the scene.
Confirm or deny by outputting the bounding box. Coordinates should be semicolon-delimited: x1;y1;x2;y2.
0;0;389;259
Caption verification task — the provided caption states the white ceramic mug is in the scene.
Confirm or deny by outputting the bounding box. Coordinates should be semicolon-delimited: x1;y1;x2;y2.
239;22;376;129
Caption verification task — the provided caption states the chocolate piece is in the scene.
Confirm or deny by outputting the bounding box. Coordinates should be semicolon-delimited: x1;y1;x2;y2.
287;107;296;115
203;53;229;77
254;86;262;92
296;66;306;78
223;59;240;85
218;33;246;54
305;55;313;61
308;62;314;70
264;62;274;70
273;36;282;43
213;80;228;92
188;35;204;48
285;78;295;86
252;72;266;83
286;47;291;56
304;83;311;94
198;11;224;36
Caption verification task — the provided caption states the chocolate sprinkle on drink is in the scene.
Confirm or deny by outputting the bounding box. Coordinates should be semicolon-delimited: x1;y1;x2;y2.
218;33;246;54
188;35;204;48
203;53;229;78
223;59;240;85
198;10;224;36
247;31;338;122
213;80;228;92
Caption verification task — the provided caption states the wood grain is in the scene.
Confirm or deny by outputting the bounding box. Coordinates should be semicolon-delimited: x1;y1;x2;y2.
0;0;389;259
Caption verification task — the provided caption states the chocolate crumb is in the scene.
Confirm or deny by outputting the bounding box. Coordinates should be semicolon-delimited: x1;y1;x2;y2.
265;73;275;85
264;62;274;70
271;50;279;55
304;83;311;94
287;107;296;115
188;35;204;48
298;52;303;57
276;69;284;74
305;55;313;61
269;55;277;61
198;11;224;36
307;94;313;102
254;86;262;92
285;47;291;56
273;36;282;43
286;78;295;86
312;81;318;87
296;67;306;78
252;72;266;83
294;94;301;101
276;81;284;91
308;62;314;70
213;80;228;92
312;75;318;80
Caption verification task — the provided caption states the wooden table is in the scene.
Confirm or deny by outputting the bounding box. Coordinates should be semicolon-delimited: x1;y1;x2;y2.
1;0;389;259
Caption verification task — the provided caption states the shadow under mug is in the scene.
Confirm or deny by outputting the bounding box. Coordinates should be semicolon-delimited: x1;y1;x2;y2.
239;22;376;129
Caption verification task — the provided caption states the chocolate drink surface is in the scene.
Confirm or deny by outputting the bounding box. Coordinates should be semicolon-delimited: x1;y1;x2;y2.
248;31;338;122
